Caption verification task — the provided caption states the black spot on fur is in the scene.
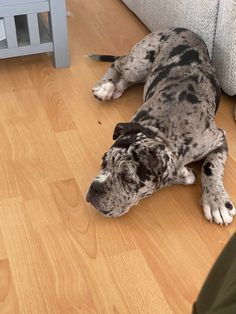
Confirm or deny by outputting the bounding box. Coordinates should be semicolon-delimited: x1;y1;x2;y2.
188;84;195;92
132;151;139;162
178;145;190;156
155;121;161;129
155;122;165;132
203;162;213;176
101;153;108;169
164;154;170;163
143;128;156;139
157;144;166;150
173;27;187;34
205;119;210;129
137;162;151;182
215;89;221;113
184;138;193;145
206;73;221;112
147;90;155;100
179;91;187;102
133;110;149;122
225;202;233;210
178;90;199;104
159;33;170;42
188;75;199;84
162;91;175;103
186;93;199;104
145;50;155;63
145;62;178;100
169;44;189;58
178;50;201;66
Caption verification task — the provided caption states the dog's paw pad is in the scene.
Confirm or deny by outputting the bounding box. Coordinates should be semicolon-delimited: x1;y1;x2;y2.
92;81;116;101
225;201;236;216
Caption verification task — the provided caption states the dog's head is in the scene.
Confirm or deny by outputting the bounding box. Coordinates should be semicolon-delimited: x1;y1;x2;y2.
86;122;172;217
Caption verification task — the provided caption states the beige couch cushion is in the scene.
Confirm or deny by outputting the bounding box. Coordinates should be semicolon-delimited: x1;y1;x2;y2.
122;0;236;95
122;0;219;58
213;0;236;95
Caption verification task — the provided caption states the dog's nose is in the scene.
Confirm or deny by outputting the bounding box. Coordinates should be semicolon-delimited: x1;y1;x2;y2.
86;180;105;203
90;180;105;194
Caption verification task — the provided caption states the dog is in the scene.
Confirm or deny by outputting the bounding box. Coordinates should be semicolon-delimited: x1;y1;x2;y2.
86;27;235;225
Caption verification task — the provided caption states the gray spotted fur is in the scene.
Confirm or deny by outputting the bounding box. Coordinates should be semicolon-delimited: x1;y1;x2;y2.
86;28;235;225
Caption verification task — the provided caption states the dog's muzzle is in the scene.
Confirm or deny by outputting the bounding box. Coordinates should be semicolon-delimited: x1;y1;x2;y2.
86;180;110;215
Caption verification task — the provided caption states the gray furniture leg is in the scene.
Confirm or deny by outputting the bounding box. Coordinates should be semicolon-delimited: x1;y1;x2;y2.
49;0;70;68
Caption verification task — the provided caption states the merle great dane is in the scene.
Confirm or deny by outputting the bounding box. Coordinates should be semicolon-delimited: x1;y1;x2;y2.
86;27;235;225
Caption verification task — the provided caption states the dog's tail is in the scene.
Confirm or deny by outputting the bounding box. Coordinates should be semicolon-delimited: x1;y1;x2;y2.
87;54;120;62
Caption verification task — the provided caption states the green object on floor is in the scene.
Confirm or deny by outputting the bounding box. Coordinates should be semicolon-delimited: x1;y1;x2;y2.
193;233;236;314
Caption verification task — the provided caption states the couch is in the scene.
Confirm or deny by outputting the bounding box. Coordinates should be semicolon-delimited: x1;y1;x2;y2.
122;0;236;96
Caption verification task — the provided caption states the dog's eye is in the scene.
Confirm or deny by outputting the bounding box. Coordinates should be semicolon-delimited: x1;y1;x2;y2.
121;171;134;184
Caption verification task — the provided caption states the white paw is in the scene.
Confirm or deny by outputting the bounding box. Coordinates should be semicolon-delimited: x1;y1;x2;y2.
202;192;236;225
174;167;196;185
92;81;116;101
182;167;196;185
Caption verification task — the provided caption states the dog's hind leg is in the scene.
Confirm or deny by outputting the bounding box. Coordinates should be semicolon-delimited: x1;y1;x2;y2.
92;31;165;101
92;53;155;101
201;133;236;225
92;55;148;101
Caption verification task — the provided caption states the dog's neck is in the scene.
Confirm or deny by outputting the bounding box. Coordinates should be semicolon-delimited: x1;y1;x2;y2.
140;121;194;166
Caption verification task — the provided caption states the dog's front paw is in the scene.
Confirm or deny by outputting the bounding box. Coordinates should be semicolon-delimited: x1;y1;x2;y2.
92;81;116;101
172;167;197;185
202;190;236;225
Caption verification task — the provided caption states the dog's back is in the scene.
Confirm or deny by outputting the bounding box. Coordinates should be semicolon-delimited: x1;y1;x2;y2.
128;28;221;142
144;28;220;109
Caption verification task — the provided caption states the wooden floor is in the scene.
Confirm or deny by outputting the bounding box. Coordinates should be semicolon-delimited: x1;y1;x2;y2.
0;0;235;313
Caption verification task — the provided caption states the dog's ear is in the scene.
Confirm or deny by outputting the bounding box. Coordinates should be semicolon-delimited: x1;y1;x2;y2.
113;122;143;140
